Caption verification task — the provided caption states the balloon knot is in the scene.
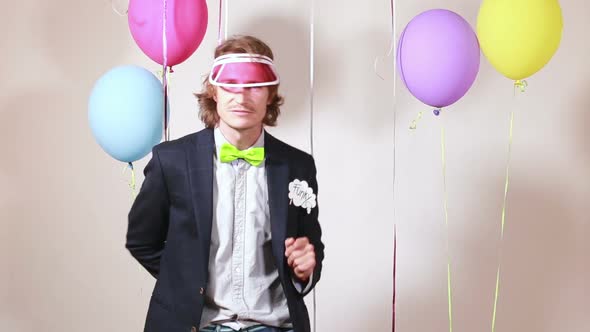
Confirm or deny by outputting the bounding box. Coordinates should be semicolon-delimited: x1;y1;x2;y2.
514;80;528;92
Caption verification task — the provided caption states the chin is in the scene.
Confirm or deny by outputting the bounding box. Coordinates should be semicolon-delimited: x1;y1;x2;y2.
230;114;263;125
227;119;262;131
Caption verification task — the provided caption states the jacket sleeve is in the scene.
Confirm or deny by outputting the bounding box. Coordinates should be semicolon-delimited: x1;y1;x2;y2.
125;147;170;279
297;156;324;296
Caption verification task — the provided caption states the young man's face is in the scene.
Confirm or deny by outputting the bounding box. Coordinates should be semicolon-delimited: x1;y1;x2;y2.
215;86;270;132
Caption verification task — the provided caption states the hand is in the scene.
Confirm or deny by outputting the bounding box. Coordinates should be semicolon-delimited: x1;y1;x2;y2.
284;237;316;282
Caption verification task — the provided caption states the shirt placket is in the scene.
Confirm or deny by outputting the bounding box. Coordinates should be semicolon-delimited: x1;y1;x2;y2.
231;160;248;311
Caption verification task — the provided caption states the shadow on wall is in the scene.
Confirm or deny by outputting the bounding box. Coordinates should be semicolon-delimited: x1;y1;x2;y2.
0;1;137;321
490;172;583;332
0;88;95;331
239;14;343;122
0;85;148;331
395;171;581;332
573;80;590;168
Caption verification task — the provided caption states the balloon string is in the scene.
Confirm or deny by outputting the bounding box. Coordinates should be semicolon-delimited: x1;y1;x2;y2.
163;68;170;141
441;125;454;332
309;0;315;157
123;162;137;199
224;0;229;41
409;111;423;130
217;0;225;45
514;80;528;93
392;224;397;332
309;1;317;331
374;0;397;81
110;0;127;16
491;86;518;332
162;0;170;141
388;1;398;332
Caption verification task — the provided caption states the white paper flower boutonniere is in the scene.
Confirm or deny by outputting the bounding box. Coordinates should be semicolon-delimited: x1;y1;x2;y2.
288;179;317;214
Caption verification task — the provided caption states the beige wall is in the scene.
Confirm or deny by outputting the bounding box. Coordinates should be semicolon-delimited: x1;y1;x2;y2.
1;0;587;331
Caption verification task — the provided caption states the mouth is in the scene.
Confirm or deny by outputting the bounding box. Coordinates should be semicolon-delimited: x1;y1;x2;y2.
230;109;254;115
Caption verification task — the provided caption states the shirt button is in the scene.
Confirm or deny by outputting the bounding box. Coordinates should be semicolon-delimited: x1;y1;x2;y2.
235;267;240;273
199;287;204;295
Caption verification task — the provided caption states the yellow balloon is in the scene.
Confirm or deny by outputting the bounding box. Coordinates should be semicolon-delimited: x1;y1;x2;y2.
477;0;563;80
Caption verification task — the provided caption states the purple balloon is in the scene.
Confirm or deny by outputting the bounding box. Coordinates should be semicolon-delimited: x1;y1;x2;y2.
397;9;480;109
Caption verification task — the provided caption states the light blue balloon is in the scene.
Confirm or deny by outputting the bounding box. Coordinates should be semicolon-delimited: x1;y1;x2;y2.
88;65;165;162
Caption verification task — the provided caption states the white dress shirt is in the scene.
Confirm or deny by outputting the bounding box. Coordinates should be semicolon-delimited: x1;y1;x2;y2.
200;128;293;330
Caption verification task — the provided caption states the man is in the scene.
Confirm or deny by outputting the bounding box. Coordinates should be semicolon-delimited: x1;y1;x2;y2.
126;35;324;332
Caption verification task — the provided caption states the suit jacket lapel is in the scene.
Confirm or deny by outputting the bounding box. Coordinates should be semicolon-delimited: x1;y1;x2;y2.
265;131;291;279
185;128;215;281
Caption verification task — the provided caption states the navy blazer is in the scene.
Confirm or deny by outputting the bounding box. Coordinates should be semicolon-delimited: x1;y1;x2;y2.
126;128;324;332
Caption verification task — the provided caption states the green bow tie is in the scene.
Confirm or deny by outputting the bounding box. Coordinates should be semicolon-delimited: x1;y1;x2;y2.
219;143;265;166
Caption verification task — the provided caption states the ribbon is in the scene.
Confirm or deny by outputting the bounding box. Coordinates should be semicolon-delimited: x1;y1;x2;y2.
123;162;137;199
309;2;318;330
441;125;454;332
374;0;396;81
491;101;516;332
161;0;170;141
110;0;127;16
409;111;423;130
514;80;528;93
218;0;229;45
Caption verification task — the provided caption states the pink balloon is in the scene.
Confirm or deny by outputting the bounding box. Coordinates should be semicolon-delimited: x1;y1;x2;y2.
128;0;208;67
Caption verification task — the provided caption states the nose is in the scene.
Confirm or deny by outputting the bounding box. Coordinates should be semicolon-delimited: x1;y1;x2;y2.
233;91;245;104
233;88;252;102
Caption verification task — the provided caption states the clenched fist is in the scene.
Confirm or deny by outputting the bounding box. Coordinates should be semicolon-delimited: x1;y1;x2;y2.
285;237;316;282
